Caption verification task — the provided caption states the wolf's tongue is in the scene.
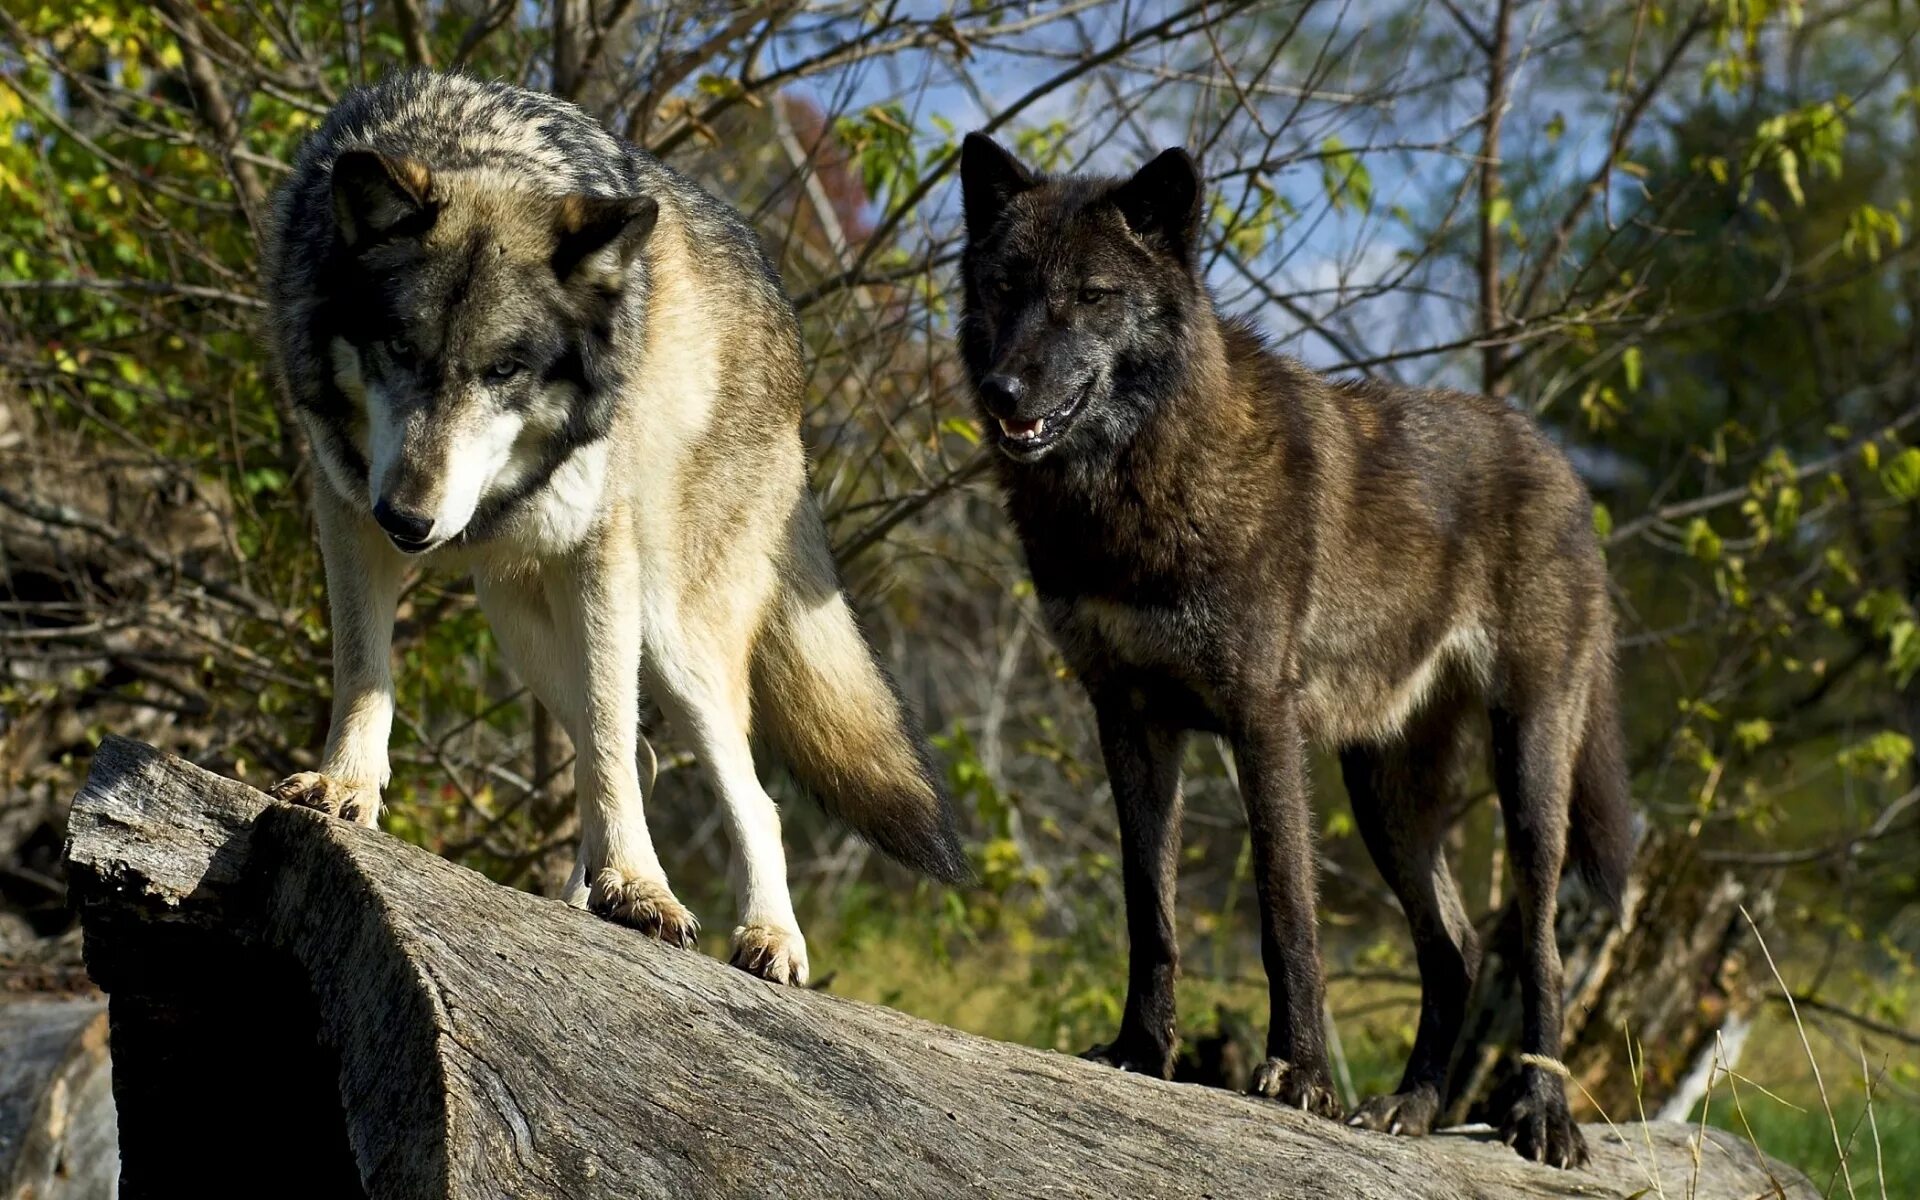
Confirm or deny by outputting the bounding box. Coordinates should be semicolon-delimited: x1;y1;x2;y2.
1000;416;1043;439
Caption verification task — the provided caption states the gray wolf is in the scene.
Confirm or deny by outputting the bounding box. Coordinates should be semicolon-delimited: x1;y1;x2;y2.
259;70;966;985
957;132;1632;1167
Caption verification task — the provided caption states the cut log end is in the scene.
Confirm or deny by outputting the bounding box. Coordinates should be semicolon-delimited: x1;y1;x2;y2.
65;736;1819;1199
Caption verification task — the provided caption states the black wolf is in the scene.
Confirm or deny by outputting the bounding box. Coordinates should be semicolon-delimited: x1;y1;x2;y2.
957;133;1633;1168
260;71;966;986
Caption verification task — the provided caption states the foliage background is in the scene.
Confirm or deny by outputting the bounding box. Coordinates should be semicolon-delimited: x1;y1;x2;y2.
1;0;1915;1190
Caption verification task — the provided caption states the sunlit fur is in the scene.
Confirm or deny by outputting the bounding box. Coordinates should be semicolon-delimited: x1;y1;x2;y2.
262;72;966;986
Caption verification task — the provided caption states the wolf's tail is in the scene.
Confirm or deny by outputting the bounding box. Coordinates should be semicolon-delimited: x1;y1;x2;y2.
1568;654;1635;911
751;527;969;885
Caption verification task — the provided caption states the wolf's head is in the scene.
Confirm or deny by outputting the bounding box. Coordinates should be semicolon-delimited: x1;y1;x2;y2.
319;150;656;552
958;134;1207;464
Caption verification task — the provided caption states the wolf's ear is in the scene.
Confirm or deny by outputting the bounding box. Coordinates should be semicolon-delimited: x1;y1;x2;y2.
1111;147;1204;262
960;133;1035;239
552;194;659;285
332;150;435;247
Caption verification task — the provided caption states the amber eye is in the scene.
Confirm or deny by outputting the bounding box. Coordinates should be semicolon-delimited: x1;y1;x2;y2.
1077;287;1114;306
988;278;1013;300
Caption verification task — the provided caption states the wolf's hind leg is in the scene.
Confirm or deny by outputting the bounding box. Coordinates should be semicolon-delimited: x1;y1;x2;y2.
649;631;807;986
1488;696;1587;1168
271;485;403;828
1339;702;1479;1137
1082;694;1186;1077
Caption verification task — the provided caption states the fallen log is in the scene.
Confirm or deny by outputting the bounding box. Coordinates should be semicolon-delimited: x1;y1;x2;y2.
65;736;1816;1199
0;995;118;1199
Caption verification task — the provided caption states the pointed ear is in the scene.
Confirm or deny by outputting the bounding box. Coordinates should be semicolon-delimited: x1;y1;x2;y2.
331;150;435;247
960;132;1035;239
1110;147;1204;261
552;194;659;284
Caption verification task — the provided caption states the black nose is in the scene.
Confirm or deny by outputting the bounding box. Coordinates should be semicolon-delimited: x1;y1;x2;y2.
978;374;1026;418
372;498;435;549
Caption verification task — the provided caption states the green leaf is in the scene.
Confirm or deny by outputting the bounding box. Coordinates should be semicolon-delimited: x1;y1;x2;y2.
1318;135;1372;212
1622;346;1643;393
1836;731;1916;781
1881;447;1920;500
1686;517;1723;563
940;416;981;446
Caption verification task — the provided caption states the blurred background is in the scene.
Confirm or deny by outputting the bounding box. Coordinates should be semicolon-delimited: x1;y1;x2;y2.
1;0;1914;1189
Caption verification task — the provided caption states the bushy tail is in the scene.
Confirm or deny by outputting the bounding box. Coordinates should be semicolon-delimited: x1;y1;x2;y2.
1569;657;1635;911
751;542;968;885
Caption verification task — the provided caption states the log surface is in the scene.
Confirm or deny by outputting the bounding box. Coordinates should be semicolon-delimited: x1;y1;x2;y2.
0;996;118;1199
66;736;1816;1199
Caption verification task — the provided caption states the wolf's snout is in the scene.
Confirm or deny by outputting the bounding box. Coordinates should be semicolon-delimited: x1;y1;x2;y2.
373;497;436;552
978;374;1027;418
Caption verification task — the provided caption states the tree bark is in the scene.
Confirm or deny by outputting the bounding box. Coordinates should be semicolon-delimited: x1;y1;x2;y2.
65;736;1816;1199
0;996;118;1198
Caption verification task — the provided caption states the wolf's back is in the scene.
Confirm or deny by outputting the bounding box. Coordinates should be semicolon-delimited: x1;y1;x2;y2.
283;70;637;198
751;516;968;885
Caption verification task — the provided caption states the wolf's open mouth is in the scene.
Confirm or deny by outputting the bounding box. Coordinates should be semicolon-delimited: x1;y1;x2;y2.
993;383;1091;457
997;415;1048;442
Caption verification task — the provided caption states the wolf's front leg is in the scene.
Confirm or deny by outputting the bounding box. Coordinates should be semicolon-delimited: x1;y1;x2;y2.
1083;694;1187;1076
649;635;807;986
272;485;403;827
559;516;697;948
1233;687;1343;1120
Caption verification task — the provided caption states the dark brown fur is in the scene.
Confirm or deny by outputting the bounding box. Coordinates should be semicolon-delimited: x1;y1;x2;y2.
958;134;1633;1168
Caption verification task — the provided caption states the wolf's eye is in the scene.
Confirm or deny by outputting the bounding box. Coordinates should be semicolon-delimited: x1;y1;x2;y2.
486;359;523;382
987;278;1013;301
378;337;413;362
1077;287;1114;306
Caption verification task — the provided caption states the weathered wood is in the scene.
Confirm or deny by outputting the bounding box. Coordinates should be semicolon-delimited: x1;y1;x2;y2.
0;996;118;1199
66;736;1816;1199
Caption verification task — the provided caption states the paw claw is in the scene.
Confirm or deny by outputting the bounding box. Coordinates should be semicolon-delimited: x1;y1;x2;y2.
1249;1057;1343;1120
730;923;809;986
269;771;382;827
1499;1074;1588;1169
588;869;699;947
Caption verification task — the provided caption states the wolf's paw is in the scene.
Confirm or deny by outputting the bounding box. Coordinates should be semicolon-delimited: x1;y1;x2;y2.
1500;1081;1588;1169
1346;1084;1440;1136
730;923;809;986
269;772;382;827
588;869;699;948
1250;1057;1343;1120
1081;1034;1175;1080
